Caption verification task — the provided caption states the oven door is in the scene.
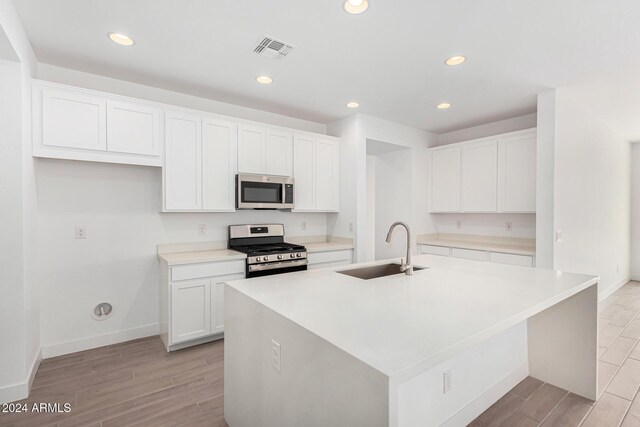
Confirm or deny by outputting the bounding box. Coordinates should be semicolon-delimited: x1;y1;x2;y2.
247;259;308;278
236;174;294;209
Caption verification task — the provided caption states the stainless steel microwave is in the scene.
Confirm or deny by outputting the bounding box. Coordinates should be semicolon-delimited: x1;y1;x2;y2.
236;174;294;209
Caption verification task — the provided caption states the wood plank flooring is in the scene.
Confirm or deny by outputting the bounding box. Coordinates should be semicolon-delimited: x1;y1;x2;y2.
0;337;226;427
4;281;640;426
470;280;640;427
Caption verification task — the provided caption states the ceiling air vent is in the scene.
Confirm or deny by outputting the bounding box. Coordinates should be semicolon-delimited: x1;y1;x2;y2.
253;36;295;60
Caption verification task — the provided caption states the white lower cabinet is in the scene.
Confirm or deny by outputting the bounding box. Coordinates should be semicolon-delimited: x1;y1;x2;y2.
418;244;535;267
308;249;353;269
161;259;245;351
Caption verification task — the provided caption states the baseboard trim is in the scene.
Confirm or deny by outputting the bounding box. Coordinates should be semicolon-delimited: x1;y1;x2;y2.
442;362;529;427
27;348;42;391
41;323;160;359
599;277;631;302
0;381;28;405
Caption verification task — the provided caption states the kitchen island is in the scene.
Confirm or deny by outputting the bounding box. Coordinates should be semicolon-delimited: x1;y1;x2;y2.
224;254;598;427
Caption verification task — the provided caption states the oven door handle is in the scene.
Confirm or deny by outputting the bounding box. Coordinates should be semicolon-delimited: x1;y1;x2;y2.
248;259;308;272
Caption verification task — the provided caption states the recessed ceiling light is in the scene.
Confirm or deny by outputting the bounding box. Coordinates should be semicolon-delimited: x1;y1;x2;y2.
437;103;451;110
445;55;466;66
346;101;360;108
108;32;135;46
343;0;369;14
256;75;273;85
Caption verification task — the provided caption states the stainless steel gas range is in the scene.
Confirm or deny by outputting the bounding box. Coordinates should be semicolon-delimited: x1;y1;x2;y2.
228;224;307;278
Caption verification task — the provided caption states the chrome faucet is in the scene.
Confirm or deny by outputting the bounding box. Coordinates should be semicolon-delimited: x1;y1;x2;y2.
385;221;413;275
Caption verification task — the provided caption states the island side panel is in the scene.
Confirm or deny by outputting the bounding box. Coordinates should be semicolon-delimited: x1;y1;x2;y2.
527;284;598;400
224;285;390;427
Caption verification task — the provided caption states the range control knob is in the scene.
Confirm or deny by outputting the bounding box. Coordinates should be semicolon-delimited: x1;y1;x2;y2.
264;256;270;261
255;256;262;262
296;253;302;258
290;253;295;258
277;254;283;260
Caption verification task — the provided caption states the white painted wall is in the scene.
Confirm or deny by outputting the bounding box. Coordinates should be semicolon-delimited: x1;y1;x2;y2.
365;155;376;261
631;144;640;279
535;91;556;268
437;113;537;146
433;214;536;239
327;114;436;262
551;89;631;296
35;159;328;356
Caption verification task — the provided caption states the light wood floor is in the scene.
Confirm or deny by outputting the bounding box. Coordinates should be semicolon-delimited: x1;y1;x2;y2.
4;281;640;427
0;337;227;427
470;280;640;426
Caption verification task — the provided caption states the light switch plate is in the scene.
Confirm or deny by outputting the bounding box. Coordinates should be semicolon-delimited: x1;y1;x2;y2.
556;229;563;242
271;339;281;373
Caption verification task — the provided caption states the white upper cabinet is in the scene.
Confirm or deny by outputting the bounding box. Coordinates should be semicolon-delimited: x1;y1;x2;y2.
265;129;293;176
430;147;461;212
429;129;536;213
33;81;161;166
499;134;536;212
41;88;107;151
202;118;237;211
237;124;266;174
293;135;339;212
461;140;498;212
106;100;161;156
164;111;202;210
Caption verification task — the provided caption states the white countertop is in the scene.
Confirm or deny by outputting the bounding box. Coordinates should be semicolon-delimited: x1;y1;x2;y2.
226;255;597;381
417;236;536;256
158;249;246;266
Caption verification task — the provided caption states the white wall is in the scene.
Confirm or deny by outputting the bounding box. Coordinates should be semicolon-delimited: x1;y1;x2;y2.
535;91;556;268
36;159;328;356
437;113;537;146
551;89;631;296
631;143;640;279
327;114;436;262
433;214;536;239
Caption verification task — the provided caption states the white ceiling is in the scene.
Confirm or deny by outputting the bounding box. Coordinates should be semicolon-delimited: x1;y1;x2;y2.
14;0;640;134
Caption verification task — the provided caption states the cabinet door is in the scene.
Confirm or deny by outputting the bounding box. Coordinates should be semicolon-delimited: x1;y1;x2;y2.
42;88;106;151
265;129;293;176
461;140;498;212
238;124;266;174
315;139;339;211
165;111;202;210
106;100;161;156
293;135;315;211
430;147;461;212
170;279;211;344
210;273;244;335
202;118;237;211
501;136;536;212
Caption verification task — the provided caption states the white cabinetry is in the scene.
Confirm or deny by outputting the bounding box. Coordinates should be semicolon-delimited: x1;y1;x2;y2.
498;134;536;213
430;147;461;212
429;129;536;213
33;81;162;166
461;140;497;212
164;113;237;212
308;249;353;269
238;125;293;176
160;258;245;351
293;136;339;212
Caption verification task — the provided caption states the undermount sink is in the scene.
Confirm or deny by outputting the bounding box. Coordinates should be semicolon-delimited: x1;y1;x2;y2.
337;263;428;280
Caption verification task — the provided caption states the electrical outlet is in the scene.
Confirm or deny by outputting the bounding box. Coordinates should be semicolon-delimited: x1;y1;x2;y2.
301;221;307;231
75;226;87;239
506;222;513;231
271;339;281;373
349;223;354;232
198;224;207;235
443;369;452;393
456;221;462;229
556;229;563;242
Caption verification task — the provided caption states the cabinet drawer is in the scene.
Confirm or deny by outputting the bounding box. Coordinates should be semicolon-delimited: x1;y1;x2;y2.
171;260;245;281
308;250;352;265
451;248;489;261
489;252;534;267
419;245;451;256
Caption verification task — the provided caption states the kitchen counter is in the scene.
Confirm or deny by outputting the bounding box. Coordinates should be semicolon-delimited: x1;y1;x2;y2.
417;233;536;256
158;249;246;266
224;255;599;426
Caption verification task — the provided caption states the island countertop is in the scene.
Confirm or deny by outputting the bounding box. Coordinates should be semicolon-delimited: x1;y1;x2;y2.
225;254;598;382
